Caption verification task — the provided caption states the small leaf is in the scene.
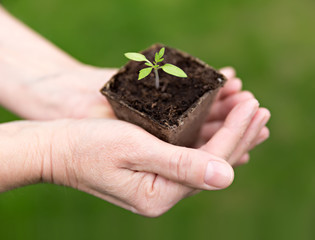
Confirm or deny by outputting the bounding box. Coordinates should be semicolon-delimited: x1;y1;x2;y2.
158;47;165;58
138;67;153;80
155;52;160;63
125;52;149;62
145;62;154;67
161;64;187;78
157;58;164;63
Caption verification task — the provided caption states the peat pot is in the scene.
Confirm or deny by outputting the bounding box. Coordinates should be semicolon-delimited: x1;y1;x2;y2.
101;44;226;147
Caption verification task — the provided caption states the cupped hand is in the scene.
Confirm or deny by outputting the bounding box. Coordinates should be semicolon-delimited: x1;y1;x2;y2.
19;65;270;217
31;65;270;167
39;93;269;217
198;67;270;166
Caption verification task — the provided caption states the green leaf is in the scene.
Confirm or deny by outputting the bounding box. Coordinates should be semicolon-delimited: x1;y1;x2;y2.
155;52;159;63
138;67;153;80
161;64;187;78
158;47;165;58
157;58;164;63
145;62;154;67
125;52;149;62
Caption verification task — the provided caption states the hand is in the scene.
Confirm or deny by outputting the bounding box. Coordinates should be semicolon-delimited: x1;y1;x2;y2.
36;96;266;217
1;89;269;217
26;65;270;167
14;65;118;120
198;67;271;166
0;7;270;217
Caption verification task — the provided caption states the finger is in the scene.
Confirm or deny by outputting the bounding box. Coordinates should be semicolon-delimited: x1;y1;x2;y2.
202;99;259;160
232;127;270;167
219;67;236;79
231;127;270;167
216;66;240;100
217;78;243;100
233;153;250;167
129;141;234;191
207;91;255;122
248;126;270;150
88;103;116;119
199;121;223;142
228;108;271;165
215;67;238;100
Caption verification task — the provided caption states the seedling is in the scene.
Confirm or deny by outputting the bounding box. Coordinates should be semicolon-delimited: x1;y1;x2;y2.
124;47;187;89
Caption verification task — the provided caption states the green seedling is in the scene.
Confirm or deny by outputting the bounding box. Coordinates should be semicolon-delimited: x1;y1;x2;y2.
124;47;187;89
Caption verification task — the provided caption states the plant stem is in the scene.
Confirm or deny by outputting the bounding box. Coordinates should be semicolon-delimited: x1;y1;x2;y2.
154;68;159;89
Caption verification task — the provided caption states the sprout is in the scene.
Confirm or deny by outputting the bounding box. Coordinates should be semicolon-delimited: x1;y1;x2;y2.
124;47;187;89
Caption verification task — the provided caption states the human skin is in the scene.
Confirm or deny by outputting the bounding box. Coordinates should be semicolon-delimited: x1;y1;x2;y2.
0;6;270;217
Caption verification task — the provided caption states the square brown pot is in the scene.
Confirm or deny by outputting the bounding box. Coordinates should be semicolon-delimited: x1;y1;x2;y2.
101;44;226;147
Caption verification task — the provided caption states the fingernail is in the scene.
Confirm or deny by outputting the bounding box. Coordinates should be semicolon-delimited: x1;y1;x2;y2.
204;161;234;188
247;99;260;113
241;99;260;122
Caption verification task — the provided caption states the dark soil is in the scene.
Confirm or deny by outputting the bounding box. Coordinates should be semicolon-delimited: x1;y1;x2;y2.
107;44;225;126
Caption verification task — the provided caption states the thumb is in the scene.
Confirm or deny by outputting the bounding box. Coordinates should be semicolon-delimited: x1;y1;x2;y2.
136;140;234;190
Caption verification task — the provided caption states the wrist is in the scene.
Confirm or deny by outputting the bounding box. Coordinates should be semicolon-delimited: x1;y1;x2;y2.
0;119;78;192
1;63;117;120
0;63;84;119
38;119;78;187
0;121;45;192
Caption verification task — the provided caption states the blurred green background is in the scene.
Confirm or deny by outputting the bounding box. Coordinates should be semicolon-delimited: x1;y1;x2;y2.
1;0;314;239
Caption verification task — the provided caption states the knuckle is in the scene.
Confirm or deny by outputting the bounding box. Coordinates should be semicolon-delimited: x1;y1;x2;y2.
132;176;170;218
243;138;252;150
169;149;192;182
